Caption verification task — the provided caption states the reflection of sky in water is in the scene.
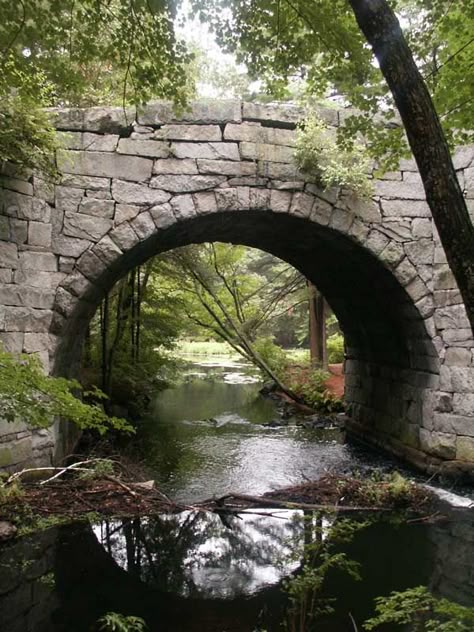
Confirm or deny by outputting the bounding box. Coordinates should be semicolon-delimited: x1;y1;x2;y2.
93;510;336;599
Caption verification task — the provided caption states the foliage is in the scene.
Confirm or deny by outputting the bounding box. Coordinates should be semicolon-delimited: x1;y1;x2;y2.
0;347;133;434
287;368;345;413
97;612;147;632
78;458;115;481
327;333;344;364
189;0;474;170
295;113;373;197
364;585;474;631
0;0;194;171
284;516;368;630
253;336;290;377
176;340;237;357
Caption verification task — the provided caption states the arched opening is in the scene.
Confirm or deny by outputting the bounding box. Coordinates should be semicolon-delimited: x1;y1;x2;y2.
51;209;439;463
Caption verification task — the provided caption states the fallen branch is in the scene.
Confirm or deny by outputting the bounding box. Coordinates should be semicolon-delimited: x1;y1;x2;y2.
198;492;389;513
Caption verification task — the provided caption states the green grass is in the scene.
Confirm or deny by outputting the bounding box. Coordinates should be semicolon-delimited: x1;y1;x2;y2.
175;340;238;357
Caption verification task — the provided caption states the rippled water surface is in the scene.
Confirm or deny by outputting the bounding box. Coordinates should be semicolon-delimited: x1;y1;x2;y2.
133;355;374;502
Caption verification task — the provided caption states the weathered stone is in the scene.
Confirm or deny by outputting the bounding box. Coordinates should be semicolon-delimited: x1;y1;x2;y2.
377;221;413;242
0;176;33;196
19;252;57;272
171;142;240;161
0;243;18;269
452;393;474;417
130;212;156;239
290;192;314;218
57;150;153;182
405;277;430;302
76;250;108;283
92;235;123;266
442;328;474;347
109;223;141;250
153;159;198;175
340;193;381;222
270;180;303;190
170;194;196;220
3;307;53;333
456;436;474;461
193;192;217;215
230;177;269;187
117;139;170;158
78;198;115;219
381;199;431;218
394;257;418;286
435;305;471;330
54;287;78;317
379;241;405;268
330;208;354;232
150;203;176;228
154;125;222;141
365;230;390;255
58;131;119;151
240;142;294;163
412;218;432;238
197;159;257;177
51;105;134;132
60;174;110;190
61;269;94;297
63;212;112;241
13;269;65;289
112;180;171;205
215;188;240;211
270;190;292;213
115;204;140;224
28;222;52;248
249;188;270;210
58;256;75;273
224;122;296;146
415;294;435;319
434;289;463;307
405;238;434;266
419;428;456;459
51;235;91;258
434;413;474;437
376;180;426;199
434;265;457;290
138;99;242;126
262;162;304;181
311;199;333;226
0;436;32;467
150;175;227;193
0;332;24;353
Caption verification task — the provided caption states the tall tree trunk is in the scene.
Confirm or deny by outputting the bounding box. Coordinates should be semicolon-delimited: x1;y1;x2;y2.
348;0;474;332
307;282;327;369
100;294;109;393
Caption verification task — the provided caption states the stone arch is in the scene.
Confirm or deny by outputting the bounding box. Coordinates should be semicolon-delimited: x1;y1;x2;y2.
1;99;473;473
51;198;438;472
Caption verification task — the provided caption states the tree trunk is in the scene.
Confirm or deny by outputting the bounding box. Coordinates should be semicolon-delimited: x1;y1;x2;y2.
307;282;327;369
348;0;474;333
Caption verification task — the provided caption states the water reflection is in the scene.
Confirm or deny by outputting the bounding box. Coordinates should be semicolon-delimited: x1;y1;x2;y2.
1;502;473;631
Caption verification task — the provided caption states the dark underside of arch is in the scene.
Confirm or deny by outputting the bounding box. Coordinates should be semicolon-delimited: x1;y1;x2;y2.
54;210;436;377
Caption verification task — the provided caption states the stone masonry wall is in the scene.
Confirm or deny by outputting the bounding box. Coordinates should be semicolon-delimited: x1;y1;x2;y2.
0;99;473;475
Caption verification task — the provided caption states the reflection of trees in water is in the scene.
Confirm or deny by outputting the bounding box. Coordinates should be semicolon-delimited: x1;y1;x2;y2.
96;510;304;599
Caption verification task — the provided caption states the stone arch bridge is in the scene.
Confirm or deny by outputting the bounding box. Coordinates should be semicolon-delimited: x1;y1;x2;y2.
1;100;474;475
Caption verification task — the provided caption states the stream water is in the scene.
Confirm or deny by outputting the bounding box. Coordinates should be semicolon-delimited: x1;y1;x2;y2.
1;355;473;631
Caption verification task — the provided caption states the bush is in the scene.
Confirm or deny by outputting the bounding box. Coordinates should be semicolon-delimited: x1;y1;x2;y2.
253;336;290;378
295;112;373;198
327;333;344;364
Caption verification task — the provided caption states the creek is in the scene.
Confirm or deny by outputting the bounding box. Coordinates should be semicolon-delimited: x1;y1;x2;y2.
0;355;473;631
